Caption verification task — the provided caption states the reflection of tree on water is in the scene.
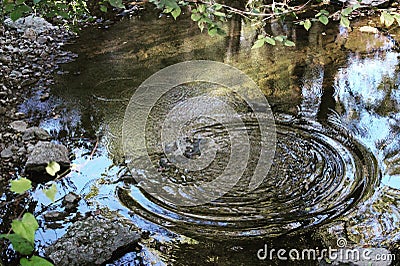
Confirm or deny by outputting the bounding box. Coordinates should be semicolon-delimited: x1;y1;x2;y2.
333;49;400;246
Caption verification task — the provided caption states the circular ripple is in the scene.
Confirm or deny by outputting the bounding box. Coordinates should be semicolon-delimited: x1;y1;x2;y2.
118;117;379;238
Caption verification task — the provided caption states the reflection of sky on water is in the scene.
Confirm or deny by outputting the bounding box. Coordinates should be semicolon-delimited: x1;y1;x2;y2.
334;51;400;189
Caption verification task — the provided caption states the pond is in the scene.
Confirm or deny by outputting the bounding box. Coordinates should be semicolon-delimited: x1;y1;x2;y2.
18;11;400;265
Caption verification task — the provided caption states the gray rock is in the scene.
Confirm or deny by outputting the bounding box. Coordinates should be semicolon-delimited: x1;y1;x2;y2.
0;55;12;64
37;36;48;44
1;147;13;159
45;216;141;265
10;120;27;132
62;192;81;209
4;15;57;34
44;211;67;221
25;141;70;174
22;127;51;141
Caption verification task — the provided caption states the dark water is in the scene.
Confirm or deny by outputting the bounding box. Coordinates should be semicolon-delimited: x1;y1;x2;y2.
17;13;400;265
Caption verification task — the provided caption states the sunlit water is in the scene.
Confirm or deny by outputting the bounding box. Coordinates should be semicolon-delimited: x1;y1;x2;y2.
15;13;400;265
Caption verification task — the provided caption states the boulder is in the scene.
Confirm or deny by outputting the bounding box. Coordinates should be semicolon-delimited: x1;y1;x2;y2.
4;15;56;34
25;141;70;175
45;216;141;265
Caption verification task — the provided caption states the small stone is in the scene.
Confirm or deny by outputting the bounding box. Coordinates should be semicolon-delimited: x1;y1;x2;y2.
22;127;51;141
0;55;12;64
44;211;66;221
21;69;31;75
10;120;28;132
37;36;48;44
14;112;25;119
1;148;13;159
17;146;26;155
62;192;81;209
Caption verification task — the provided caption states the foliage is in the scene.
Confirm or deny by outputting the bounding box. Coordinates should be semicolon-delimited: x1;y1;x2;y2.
2;0;400;46
0;161;64;265
146;0;400;48
45;161;60;177
0;213;38;255
10;178;32;194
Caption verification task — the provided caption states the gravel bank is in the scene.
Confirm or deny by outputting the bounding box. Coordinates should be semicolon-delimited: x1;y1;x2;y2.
0;20;76;187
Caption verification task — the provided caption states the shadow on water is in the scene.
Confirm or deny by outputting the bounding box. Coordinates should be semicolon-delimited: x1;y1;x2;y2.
14;11;400;265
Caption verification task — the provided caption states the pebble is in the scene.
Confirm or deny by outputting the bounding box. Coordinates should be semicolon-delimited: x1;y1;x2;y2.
10;120;28;132
1;147;14;159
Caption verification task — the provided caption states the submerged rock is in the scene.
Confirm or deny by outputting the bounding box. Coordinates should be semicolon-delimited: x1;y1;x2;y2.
25;141;70;176
62;192;81;209
45;216;141;265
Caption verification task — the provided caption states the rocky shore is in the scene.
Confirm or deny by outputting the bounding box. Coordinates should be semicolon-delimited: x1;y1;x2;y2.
0;16;76;189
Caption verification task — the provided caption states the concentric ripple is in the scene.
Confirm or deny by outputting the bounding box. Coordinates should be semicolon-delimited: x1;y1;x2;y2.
118;114;379;238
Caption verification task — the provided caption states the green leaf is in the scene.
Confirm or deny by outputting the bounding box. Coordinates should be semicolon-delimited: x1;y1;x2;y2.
10;178;32;194
265;37;276;45
304;19;311;31
4;3;15;12
0;234;34;255
352;3;361;10
171;6;181;19
213;3;223;10
208;27;218;36
274;35;285;42
214;11;225;17
191;13;201;21
381;11;395;27
15;0;26;5
319;9;329;16
108;0;124;9
252;39;265;49
20;256;54;266
10;9;23;21
163;0;179;9
319;15;329;25
57;11;70;19
341;7;353;16
16;5;31;13
198;4;206;13
393;13;400;25
33;0;42;4
340;16;350;28
163;6;174;13
100;5;107;12
198;21;205;32
12;213;38;244
46;161;60;177
284;40;295;47
43;183;57;202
